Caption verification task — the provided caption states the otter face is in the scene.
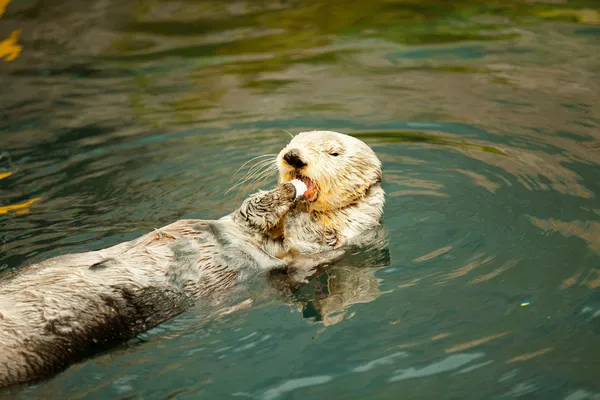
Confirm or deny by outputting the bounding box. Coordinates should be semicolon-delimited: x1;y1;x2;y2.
278;131;382;212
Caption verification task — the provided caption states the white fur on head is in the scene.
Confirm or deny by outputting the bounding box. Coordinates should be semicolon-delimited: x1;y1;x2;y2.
277;130;382;212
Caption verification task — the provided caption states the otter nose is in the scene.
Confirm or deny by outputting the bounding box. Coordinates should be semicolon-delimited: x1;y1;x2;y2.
283;149;306;169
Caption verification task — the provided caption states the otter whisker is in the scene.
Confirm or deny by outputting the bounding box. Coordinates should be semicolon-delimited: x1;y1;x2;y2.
226;157;277;195
235;162;276;192
283;129;294;139
232;163;278;211
244;163;278;191
244;157;276;176
239;165;276;191
232;154;277;178
227;159;277;210
230;160;276;190
245;159;277;180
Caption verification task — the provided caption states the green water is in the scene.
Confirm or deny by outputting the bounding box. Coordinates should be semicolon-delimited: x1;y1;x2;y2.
1;0;600;398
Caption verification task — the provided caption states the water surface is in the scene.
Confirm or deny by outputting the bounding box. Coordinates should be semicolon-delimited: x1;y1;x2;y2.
1;0;600;399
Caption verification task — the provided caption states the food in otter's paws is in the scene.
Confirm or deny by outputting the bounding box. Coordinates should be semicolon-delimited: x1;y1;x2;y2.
289;177;318;202
290;179;308;201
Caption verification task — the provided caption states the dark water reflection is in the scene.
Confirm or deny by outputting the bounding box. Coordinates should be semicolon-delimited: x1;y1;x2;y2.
1;0;600;398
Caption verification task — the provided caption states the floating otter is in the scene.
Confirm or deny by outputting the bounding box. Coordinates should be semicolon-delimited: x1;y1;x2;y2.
0;130;385;387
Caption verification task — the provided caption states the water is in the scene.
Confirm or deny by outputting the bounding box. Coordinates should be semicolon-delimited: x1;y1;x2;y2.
1;0;599;398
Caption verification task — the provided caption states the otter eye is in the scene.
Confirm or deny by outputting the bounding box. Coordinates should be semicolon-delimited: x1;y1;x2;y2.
330;152;339;157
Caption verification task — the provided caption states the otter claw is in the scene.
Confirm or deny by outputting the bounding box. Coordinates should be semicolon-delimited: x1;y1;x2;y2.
290;179;308;201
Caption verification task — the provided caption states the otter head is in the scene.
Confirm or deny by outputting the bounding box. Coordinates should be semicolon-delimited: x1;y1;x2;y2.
277;130;382;212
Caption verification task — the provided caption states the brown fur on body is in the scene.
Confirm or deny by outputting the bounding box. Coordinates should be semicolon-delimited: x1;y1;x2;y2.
0;130;386;388
0;184;297;388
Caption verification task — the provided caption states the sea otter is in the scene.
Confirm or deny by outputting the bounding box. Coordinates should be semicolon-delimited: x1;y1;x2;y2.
0;130;385;387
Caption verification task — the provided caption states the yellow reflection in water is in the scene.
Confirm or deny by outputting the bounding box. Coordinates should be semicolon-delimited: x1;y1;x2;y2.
414;246;452;262
0;0;21;62
0;171;12;179
471;259;519;284
538;8;600;24
0;197;41;215
530;217;600;253
441;253;494;280
444;331;511;353
0;29;21;61
506;347;553;363
0;0;11;17
431;333;450;341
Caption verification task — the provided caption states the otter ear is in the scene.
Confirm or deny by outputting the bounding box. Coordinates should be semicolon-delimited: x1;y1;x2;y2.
326;148;342;157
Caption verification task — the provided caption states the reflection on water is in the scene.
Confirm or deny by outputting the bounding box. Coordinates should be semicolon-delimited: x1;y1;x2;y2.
0;0;21;62
269;230;391;326
1;0;600;398
0;29;21;61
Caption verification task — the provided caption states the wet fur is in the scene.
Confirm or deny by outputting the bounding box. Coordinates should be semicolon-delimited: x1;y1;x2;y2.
0;186;296;387
0;130;385;387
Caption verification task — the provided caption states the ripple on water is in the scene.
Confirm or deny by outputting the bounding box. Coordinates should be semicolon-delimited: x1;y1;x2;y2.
260;375;334;400
389;352;485;382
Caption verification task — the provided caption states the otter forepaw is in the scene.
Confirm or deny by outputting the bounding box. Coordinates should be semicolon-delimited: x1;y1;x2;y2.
279;182;299;202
